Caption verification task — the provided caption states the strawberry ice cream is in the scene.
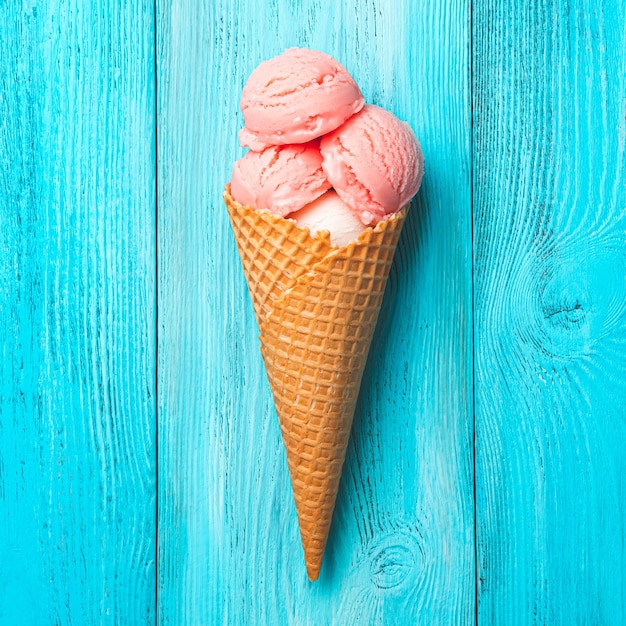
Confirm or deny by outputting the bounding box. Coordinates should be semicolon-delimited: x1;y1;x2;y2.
230;143;330;217
230;48;424;247
320;105;424;225
239;48;364;151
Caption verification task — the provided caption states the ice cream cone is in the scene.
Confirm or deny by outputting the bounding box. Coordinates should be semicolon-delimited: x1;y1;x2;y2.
224;185;406;580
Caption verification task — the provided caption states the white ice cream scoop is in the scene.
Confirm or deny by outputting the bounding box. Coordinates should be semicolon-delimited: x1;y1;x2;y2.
290;190;367;247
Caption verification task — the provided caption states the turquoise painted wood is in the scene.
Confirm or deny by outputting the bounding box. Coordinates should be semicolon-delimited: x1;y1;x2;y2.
3;0;626;624
0;1;157;624
473;1;626;624
156;0;473;623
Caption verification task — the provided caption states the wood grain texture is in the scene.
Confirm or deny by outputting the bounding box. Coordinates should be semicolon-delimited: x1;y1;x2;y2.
0;2;156;623
473;0;626;623
11;1;625;622
157;0;473;623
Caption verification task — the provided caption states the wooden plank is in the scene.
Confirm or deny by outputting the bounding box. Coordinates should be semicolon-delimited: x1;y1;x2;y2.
474;1;626;622
0;2;156;623
157;0;473;623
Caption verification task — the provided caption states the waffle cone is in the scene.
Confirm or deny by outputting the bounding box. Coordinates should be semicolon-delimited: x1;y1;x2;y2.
224;185;406;580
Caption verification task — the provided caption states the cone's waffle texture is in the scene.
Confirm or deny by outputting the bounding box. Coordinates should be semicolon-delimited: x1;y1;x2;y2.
225;187;335;323
224;185;406;580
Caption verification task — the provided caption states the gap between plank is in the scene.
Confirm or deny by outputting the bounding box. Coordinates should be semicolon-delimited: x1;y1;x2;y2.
154;0;160;622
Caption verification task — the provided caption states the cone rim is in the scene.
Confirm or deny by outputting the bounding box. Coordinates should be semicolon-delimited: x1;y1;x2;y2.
224;183;407;256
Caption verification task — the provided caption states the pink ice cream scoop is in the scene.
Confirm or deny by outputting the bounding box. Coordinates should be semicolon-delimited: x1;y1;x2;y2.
230;142;331;217
239;48;365;151
290;190;367;247
320;105;424;225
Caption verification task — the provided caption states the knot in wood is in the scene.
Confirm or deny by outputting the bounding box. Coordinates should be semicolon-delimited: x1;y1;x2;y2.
367;530;423;590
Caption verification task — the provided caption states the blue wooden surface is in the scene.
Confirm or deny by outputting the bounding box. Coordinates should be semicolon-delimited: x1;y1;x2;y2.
0;1;157;624
474;1;626;623
157;0;472;623
1;0;625;624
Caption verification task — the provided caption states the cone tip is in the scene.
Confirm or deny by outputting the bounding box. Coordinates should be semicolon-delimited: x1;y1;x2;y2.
306;559;322;581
